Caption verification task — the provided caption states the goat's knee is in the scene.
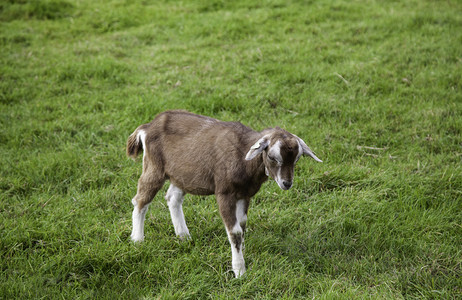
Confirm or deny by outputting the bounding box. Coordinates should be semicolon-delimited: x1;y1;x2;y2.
165;184;190;239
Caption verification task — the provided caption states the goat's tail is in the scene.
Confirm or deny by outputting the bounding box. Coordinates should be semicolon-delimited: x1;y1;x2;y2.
126;128;144;160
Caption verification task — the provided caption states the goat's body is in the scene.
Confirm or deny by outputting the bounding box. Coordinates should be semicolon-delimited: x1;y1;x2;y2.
127;110;321;277
128;110;267;198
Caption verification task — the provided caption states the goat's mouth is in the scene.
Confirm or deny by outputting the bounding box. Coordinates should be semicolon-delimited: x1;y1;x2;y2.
276;179;293;190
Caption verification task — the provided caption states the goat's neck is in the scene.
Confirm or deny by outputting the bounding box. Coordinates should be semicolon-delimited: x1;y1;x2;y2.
247;153;268;184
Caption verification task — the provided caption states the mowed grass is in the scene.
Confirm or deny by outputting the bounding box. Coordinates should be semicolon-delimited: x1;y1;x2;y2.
1;0;461;298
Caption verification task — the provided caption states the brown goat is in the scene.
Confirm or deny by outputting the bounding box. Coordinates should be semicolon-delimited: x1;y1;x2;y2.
126;110;322;277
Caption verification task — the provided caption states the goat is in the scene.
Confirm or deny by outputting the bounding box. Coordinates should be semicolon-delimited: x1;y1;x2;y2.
126;110;322;277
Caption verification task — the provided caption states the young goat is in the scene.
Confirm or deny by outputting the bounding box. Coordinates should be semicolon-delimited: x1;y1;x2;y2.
126;110;322;277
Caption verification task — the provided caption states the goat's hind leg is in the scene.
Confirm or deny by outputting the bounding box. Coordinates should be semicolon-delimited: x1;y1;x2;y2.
165;184;190;240
131;173;164;242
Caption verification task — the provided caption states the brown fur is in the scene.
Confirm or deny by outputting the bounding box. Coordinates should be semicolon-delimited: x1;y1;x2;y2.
128;110;268;229
126;131;142;159
127;110;321;276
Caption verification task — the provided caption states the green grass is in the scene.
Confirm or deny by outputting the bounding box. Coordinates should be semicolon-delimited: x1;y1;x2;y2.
1;0;461;298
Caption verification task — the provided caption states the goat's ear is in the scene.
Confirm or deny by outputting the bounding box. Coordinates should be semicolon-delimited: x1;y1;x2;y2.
296;136;323;162
245;136;269;161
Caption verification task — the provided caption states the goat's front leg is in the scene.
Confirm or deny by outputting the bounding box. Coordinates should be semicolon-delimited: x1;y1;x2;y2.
217;194;249;278
165;184;190;240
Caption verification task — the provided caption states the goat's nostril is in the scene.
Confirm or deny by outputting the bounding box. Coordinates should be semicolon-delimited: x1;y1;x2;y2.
282;180;292;189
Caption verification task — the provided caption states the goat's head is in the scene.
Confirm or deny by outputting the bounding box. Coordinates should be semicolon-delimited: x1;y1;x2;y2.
245;128;322;190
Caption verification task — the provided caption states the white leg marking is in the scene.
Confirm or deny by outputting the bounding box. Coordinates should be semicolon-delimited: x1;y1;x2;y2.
165;184;190;239
227;199;247;278
227;231;245;278
236;199;247;228
131;200;149;242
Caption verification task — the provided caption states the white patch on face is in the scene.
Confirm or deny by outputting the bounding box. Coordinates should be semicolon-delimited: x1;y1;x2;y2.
276;168;285;190
269;140;283;163
268;140;285;189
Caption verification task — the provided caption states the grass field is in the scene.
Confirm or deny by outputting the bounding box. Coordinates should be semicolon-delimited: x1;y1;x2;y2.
1;0;461;298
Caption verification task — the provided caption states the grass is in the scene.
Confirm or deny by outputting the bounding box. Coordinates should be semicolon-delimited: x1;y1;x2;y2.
1;0;461;298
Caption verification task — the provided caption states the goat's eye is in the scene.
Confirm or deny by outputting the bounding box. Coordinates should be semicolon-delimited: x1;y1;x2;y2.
268;155;276;162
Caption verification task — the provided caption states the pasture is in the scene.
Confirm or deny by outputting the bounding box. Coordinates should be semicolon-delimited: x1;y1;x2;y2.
1;0;461;298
